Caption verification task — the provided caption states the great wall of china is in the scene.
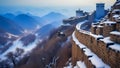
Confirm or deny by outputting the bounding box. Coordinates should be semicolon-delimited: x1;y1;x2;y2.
71;1;120;68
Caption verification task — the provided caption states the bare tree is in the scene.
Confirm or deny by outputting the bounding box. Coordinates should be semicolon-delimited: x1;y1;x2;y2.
6;52;16;67
6;48;24;67
15;48;24;57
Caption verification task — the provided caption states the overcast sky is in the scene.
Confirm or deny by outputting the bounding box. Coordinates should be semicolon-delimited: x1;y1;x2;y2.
0;0;115;7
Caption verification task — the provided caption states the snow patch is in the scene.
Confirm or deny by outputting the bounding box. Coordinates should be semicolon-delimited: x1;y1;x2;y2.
76;20;91;35
76;61;86;68
103;21;116;25
100;37;120;52
90;33;103;40
64;63;72;68
113;15;120;18
100;37;114;44
97;25;103;28
110;31;120;36
0;38;39;61
112;9;120;13
76;20;88;31
109;44;120;52
6;32;18;38
36;25;40;29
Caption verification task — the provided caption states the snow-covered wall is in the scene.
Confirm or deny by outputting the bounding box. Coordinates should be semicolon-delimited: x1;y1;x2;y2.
72;22;120;68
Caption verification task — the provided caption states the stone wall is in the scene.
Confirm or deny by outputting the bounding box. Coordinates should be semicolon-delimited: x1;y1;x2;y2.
110;33;120;43
63;16;87;25
96;27;103;35
91;20;120;37
72;29;120;68
91;26;97;34
72;40;78;66
103;24;116;37
72;39;94;68
75;29;91;46
116;22;120;31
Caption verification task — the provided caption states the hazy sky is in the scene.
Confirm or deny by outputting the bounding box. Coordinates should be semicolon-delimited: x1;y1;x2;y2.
0;0;115;7
0;0;116;17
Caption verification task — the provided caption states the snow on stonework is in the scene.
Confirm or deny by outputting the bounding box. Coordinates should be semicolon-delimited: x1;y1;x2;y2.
103;21;116;25
75;20;120;53
112;9;120;13
72;32;110;68
76;21;104;40
109;44;120;52
90;33;103;40
100;37;120;52
97;25;103;28
100;37;114;44
76;20;90;35
110;31;120;36
113;15;120;18
76;20;88;31
74;61;86;68
64;63;72;68
72;32;86;49
64;61;86;68
76;61;86;68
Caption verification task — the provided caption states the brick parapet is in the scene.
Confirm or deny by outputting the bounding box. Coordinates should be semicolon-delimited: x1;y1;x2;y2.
72;29;120;67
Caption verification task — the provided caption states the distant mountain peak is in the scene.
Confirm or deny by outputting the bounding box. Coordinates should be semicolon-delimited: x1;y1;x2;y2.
44;12;65;17
4;13;15;16
3;13;15;20
16;14;33;19
42;12;66;23
0;15;23;35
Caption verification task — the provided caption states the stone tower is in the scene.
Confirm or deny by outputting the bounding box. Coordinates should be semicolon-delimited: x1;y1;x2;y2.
96;3;105;20
76;9;84;17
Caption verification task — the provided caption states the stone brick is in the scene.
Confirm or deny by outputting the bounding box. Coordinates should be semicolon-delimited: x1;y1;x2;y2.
91;26;97;34
116;22;120;32
84;56;93;68
96;27;103;35
72;41;78;66
103;24;116;37
110;33;120;44
108;49;118;68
